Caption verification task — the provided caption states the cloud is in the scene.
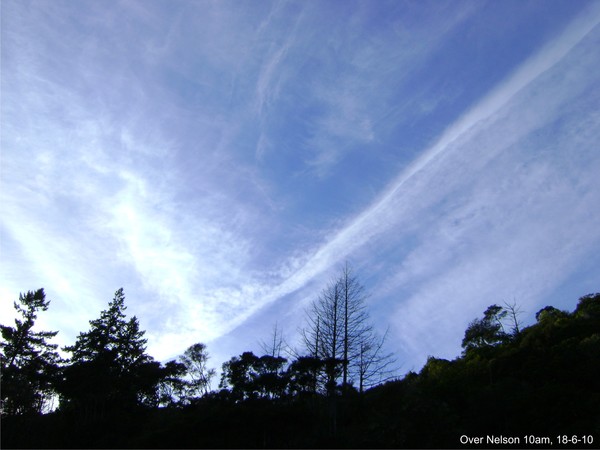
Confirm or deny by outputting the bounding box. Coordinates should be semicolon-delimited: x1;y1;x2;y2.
212;1;600;367
300;0;600;269
296;1;480;176
2;1;599;372
1;0;259;350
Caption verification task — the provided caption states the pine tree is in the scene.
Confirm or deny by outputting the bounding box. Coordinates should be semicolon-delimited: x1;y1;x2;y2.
59;288;160;413
1;289;61;415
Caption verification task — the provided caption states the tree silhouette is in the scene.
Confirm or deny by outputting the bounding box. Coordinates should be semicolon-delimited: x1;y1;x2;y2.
462;304;510;353
573;292;600;318
0;289;61;415
502;300;524;336
179;342;216;401
219;351;288;401
302;278;344;395
58;288;165;414
534;305;569;323
3;289;599;449
286;356;324;396
156;360;188;407
339;263;372;388
302;264;394;394
355;328;396;393
259;322;286;358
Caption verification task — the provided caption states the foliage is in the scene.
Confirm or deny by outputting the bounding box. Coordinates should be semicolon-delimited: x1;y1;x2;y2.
574;292;600;318
461;304;510;353
58;288;170;413
155;360;188;407
2;288;599;449
0;289;61;415
286;356;324;396
219;351;288;401
179;342;216;401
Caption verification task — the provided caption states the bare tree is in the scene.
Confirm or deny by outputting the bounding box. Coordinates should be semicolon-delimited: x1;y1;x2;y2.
503;300;524;337
301;263;395;394
259;322;285;357
339;262;372;388
302;277;343;394
355;328;397;393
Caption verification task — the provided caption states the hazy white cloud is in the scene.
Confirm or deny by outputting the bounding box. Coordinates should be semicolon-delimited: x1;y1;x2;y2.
307;0;599;265
212;0;600;367
2;0;599;372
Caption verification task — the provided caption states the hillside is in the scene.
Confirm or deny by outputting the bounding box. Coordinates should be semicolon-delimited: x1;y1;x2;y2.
2;293;598;448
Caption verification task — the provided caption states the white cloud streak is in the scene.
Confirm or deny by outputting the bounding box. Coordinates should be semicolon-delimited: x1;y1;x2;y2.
214;1;600;365
291;0;600;278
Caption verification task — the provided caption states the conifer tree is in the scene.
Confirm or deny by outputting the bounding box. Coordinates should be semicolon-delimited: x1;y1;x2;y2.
59;288;161;412
1;289;61;415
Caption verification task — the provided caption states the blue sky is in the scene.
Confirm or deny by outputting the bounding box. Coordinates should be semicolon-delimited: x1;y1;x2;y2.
2;0;600;378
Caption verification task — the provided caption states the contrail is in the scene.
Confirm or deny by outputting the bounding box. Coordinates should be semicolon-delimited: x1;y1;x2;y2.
279;1;600;294
218;2;600;335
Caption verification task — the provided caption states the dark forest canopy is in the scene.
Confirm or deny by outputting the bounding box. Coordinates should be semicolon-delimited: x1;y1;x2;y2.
1;282;599;448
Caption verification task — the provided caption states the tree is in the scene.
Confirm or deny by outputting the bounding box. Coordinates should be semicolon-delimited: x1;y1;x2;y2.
255;354;289;399
462;304;510;353
259;322;286;358
503;300;524;337
339;263;372;388
155;360;188;407
286;356;324;396
534;305;569;323
574;292;600;319
219;351;288;401
59;288;164;413
0;289;61;415
179;343;216;401
301;264;392;394
355;328;397;393
136;359;189;408
302;277;344;395
219;352;258;401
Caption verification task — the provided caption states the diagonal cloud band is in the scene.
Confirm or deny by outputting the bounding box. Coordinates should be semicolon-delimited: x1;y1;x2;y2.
247;1;600;313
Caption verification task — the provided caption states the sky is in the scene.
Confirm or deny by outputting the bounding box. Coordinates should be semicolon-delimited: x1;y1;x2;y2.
2;0;600;380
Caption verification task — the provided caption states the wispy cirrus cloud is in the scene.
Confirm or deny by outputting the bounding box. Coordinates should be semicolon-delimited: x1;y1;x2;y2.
2;0;599;372
297;0;600;273
295;1;481;176
211;0;600;367
1;1;257;346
